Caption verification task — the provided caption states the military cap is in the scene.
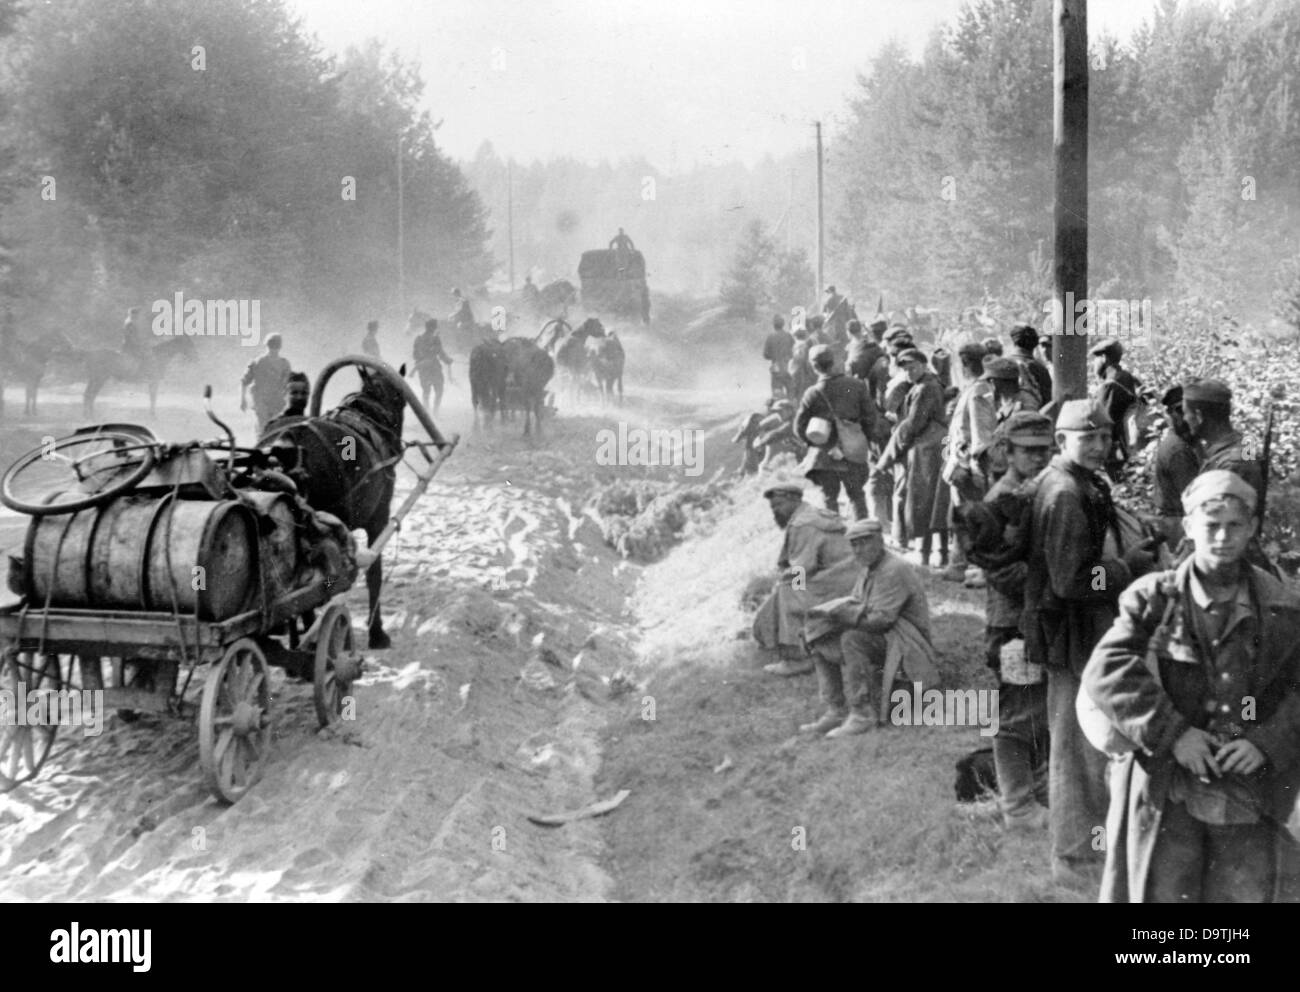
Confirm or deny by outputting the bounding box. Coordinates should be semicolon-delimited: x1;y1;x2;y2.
868;318;888;331
1181;469;1256;516
762;482;805;500
808;344;835;368
1159;384;1183;408
981;357;1020;382
883;325;909;342
1088;338;1123;359
1004;411;1055;445
845;519;884;540
1183;379;1232;405
1055;399;1113;431
895;347;927;366
1009;323;1040;347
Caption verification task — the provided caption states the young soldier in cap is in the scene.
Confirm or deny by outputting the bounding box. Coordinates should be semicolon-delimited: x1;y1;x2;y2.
754;483;859;677
1084;470;1300;902
1024;399;1159;884
794;345;882;521
762;314;794;399
982;412;1055;831
1008;323;1052;408
978;357;1035;482
880;348;947;560
241;332;292;438
802;518;939;737
1150;384;1201;548
1182;379;1276;576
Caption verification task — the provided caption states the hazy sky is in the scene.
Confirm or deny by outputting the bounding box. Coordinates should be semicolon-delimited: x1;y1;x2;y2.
292;0;1166;172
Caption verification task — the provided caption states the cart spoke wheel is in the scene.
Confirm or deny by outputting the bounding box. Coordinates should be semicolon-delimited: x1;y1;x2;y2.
0;651;60;792
199;639;271;804
0;431;157;516
313;604;357;729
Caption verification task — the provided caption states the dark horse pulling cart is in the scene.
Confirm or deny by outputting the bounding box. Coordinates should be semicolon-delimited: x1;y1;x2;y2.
0;357;456;803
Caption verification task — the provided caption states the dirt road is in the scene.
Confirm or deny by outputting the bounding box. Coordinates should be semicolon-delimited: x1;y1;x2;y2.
0;350;1083;902
0;366;732;901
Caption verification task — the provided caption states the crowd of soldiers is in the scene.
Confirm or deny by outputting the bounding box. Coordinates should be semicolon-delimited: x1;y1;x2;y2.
750;289;1300;903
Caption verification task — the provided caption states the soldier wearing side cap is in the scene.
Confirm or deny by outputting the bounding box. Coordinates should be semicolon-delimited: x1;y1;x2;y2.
1023;399;1160;885
801;518;939;738
981;411;1055;831
752;483;860;678
1084;470;1300;902
978;357;1036;482
1150;384;1201;547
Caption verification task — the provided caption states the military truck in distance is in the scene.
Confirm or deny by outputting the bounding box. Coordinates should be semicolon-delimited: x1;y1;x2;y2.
578;249;650;324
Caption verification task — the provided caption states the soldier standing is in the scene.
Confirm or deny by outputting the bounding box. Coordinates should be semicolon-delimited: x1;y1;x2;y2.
1023;399;1158;886
1150;384;1201;547
413;317;453;414
241;333;292;438
1085;471;1300;902
762;315;794;399
361;320;380;358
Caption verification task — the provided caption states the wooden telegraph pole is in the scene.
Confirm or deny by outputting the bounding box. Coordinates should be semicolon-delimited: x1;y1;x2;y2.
1052;0;1089;402
397;133;405;313
507;159;515;293
815;120;825;305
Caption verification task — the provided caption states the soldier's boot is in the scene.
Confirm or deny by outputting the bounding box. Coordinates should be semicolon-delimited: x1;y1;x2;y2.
799;709;848;735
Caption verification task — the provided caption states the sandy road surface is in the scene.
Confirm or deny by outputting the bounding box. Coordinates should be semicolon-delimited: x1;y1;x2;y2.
0;369;733;901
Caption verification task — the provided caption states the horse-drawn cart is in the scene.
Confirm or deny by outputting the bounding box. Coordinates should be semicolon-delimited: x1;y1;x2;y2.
0;357;456;803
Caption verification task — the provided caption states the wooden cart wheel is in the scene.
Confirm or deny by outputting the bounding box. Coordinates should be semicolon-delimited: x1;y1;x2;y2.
199;638;272;804
0;650;60;792
314;603;359;728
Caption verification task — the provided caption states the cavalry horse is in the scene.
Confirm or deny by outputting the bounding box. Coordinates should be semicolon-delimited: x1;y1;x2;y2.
586;333;625;407
259;361;410;649
70;336;197;418
546;316;607;406
0;325;70;418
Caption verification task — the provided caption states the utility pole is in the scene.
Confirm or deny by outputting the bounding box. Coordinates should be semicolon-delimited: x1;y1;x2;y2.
787;167;794;253
507;159;515;292
1052;0;1088;402
815;120;825;303
397;132;405;313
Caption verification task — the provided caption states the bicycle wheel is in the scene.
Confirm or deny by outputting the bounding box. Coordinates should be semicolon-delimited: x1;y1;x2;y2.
1;431;157;516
